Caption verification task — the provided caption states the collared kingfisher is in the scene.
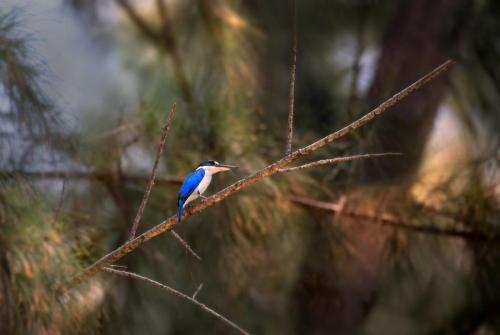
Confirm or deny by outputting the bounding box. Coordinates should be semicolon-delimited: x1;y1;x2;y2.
177;160;237;222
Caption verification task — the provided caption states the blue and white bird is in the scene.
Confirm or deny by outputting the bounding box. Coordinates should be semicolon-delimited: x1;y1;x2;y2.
177;160;237;222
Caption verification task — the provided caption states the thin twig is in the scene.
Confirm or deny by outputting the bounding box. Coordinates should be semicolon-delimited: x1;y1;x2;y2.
103;267;250;335
68;60;455;287
290;194;493;241
192;283;203;299
170;230;202;261
278;152;400;173
128;103;176;240
285;0;297;155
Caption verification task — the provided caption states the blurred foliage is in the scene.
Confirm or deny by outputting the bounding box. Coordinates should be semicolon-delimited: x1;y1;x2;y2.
0;0;499;334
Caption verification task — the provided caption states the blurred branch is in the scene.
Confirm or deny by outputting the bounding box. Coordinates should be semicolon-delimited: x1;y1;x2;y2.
154;0;193;103
115;0;193;103
115;0;159;42
278;153;400;173
3;170;183;185
68;59;455;288
128;103;176;240
290;195;495;241
285;0;297;155
103;267;250;335
170;230;201;261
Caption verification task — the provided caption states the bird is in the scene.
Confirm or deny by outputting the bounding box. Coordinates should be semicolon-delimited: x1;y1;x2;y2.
177;160;237;222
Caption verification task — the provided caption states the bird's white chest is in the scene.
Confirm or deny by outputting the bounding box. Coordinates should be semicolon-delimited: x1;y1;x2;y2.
196;172;212;195
185;169;212;204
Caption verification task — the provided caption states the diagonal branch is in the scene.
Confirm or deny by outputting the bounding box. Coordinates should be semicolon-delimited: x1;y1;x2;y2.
103;267;250;335
115;0;160;43
68;59;455;287
170;230;201;261
128;103;176;240
278;152;400;173
116;0;193;103
285;0;297;155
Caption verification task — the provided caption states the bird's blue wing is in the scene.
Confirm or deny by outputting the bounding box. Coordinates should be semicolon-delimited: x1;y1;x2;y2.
177;168;205;222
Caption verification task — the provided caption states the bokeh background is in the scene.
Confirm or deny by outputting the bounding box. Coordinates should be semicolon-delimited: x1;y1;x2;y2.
1;0;499;334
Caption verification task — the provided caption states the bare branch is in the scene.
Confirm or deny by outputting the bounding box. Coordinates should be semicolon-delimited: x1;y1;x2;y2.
278;152;400;173
128;103;176;240
68;59;455;287
104;267;250;335
192;283;203;299
285;0;297;155
290;194;493;241
170;230;202;261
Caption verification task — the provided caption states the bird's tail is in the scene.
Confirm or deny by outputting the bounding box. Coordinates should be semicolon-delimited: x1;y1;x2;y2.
177;199;184;223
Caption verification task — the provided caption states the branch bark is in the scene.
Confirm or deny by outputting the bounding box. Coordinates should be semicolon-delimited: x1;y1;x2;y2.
128;103;176;240
68;59;455;287
103;267;250;335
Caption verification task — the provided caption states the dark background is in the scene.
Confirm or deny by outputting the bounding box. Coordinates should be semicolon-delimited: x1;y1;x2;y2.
1;0;499;334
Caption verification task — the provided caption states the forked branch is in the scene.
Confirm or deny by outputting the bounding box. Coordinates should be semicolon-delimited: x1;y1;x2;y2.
68;60;455;287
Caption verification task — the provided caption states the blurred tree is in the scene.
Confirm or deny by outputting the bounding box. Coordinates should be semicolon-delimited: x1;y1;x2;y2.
1;0;499;334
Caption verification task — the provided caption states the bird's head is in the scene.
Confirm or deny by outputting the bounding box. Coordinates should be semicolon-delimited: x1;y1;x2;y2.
197;160;238;174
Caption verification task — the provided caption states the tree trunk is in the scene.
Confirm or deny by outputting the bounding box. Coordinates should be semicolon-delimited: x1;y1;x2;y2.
295;0;470;334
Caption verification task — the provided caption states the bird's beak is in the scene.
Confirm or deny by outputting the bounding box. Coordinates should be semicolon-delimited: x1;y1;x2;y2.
217;164;238;172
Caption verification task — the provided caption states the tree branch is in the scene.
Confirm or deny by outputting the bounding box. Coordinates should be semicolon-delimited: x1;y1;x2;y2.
290;194;494;241
115;0;160;43
170;230;201;261
285;0;297;155
103;267;250;335
278;152;400;173
128;103;176;240
116;0;193;103
68;59;455;287
3;170;183;185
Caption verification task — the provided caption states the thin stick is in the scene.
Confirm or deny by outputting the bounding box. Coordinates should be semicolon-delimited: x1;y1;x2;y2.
103;267;250;335
290;194;492;241
170;230;202;261
285;0;297;155
278;153;400;173
128;103;176;240
192;283;203;299
68;60;455;287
